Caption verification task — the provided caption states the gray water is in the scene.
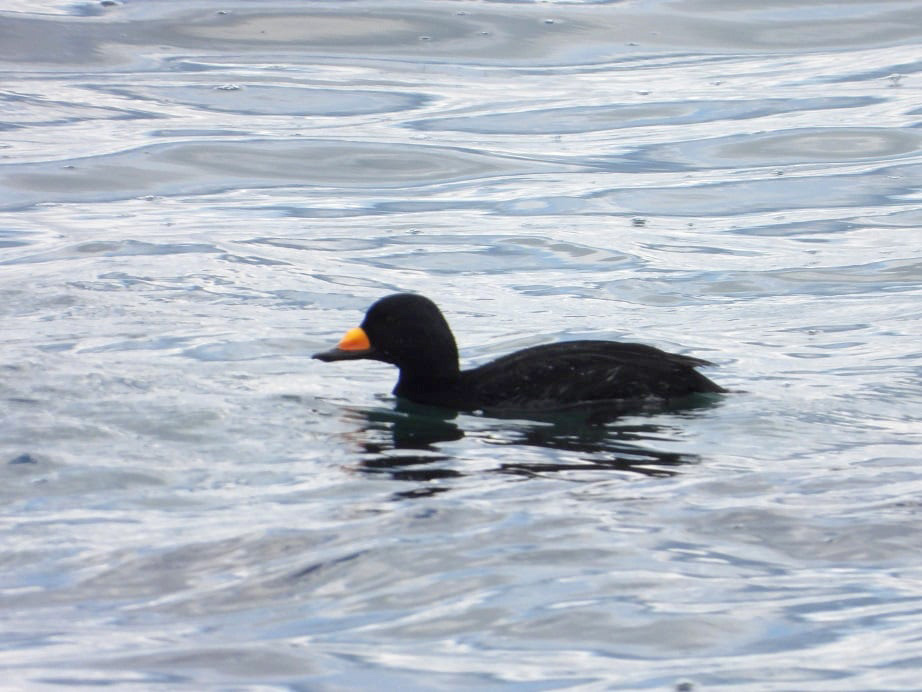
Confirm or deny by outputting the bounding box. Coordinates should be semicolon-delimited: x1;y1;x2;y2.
2;0;922;689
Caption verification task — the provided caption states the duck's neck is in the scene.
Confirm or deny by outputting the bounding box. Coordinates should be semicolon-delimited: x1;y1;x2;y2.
393;366;461;402
387;325;461;403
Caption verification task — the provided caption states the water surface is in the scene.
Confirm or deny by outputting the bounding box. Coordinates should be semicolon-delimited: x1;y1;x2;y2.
2;0;922;688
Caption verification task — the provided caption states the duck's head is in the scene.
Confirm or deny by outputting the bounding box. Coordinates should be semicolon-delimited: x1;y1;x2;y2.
313;293;460;379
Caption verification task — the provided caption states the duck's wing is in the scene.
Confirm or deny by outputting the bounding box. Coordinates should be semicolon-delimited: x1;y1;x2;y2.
462;340;724;410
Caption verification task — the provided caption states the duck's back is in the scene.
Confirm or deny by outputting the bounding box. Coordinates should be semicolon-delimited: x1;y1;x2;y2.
460;340;723;411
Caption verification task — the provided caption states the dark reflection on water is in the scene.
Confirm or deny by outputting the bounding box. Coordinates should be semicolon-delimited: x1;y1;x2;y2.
491;422;694;480
347;405;465;488
343;397;719;488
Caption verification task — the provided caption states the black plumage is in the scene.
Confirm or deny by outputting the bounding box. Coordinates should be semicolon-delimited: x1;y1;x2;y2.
313;293;724;413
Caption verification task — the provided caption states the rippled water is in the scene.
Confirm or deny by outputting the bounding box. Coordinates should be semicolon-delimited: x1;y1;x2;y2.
2;0;922;688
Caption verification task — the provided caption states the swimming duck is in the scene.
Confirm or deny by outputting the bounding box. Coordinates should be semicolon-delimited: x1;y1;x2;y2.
313;293;724;412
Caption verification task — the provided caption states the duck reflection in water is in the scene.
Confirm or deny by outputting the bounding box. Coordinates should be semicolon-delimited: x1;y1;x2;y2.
341;394;720;493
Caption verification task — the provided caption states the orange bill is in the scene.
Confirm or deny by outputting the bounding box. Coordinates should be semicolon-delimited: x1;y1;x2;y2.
337;326;370;351
313;325;374;362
